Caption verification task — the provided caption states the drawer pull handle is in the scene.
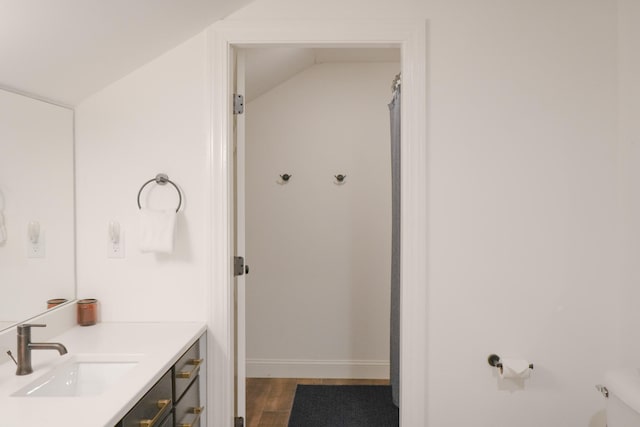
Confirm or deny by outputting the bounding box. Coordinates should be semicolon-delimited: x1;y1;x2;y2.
177;358;203;379
139;399;172;427
177;406;205;427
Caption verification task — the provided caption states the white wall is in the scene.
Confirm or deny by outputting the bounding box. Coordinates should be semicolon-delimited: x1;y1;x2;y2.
245;61;398;378
68;0;630;425
74;34;209;322
0;89;74;323
617;0;640;367
228;1;621;426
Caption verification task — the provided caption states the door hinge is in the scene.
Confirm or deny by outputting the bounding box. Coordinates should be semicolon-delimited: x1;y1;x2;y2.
234;416;245;427
233;94;244;114
234;256;245;277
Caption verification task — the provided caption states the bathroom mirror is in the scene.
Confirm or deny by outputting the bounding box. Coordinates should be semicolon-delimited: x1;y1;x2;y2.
0;88;75;331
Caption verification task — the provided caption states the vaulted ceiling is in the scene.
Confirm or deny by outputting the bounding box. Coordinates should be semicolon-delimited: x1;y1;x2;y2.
0;0;254;106
244;47;401;102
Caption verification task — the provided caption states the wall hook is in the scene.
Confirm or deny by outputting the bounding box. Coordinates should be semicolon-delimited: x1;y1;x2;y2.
334;174;347;184
280;174;292;182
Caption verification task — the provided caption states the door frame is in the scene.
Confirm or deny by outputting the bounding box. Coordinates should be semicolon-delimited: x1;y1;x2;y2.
207;20;428;427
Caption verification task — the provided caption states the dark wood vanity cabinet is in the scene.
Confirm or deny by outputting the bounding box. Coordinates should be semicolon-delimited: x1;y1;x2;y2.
118;370;174;427
173;340;204;427
116;337;205;427
175;376;202;427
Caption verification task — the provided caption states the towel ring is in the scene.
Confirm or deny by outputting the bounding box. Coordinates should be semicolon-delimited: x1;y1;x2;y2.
137;173;182;212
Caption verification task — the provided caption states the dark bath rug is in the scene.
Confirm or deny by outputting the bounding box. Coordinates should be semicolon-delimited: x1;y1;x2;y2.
287;385;399;427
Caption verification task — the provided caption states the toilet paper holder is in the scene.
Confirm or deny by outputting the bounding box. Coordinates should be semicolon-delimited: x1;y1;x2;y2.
487;354;534;371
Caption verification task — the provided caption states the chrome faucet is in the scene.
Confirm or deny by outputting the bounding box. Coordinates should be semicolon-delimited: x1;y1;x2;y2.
16;323;68;376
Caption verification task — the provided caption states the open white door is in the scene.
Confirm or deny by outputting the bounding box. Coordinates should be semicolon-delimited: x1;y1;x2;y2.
212;21;426;427
233;48;247;426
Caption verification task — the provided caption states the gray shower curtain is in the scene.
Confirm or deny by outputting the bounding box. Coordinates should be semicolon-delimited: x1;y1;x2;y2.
389;79;401;408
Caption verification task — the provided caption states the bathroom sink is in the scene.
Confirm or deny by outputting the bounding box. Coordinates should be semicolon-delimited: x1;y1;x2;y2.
12;354;142;397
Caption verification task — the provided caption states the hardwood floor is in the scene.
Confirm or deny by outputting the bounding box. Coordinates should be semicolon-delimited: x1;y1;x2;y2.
246;378;390;427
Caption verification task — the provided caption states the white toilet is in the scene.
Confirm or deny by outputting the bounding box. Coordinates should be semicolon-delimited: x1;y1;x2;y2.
604;369;640;426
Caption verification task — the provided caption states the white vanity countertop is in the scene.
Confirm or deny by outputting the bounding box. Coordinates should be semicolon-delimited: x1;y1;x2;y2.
0;321;207;427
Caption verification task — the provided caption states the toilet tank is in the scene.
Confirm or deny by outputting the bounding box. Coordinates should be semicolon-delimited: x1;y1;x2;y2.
604;369;640;426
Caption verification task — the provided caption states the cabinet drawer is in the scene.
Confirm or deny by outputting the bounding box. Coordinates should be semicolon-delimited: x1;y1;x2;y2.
173;341;202;400
158;411;174;427
121;370;173;427
175;376;204;427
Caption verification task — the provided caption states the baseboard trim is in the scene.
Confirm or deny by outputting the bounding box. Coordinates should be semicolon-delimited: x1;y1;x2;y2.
246;358;390;379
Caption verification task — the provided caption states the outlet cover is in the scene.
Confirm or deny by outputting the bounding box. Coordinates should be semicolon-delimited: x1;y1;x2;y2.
27;234;45;258
107;231;125;258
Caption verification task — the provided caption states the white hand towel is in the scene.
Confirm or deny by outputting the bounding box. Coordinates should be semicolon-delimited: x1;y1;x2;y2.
139;208;177;254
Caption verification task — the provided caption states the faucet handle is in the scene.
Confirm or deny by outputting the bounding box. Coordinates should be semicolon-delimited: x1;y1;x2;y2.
17;323;46;331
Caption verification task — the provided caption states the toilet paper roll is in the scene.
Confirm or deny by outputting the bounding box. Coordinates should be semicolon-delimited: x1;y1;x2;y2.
499;358;531;380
